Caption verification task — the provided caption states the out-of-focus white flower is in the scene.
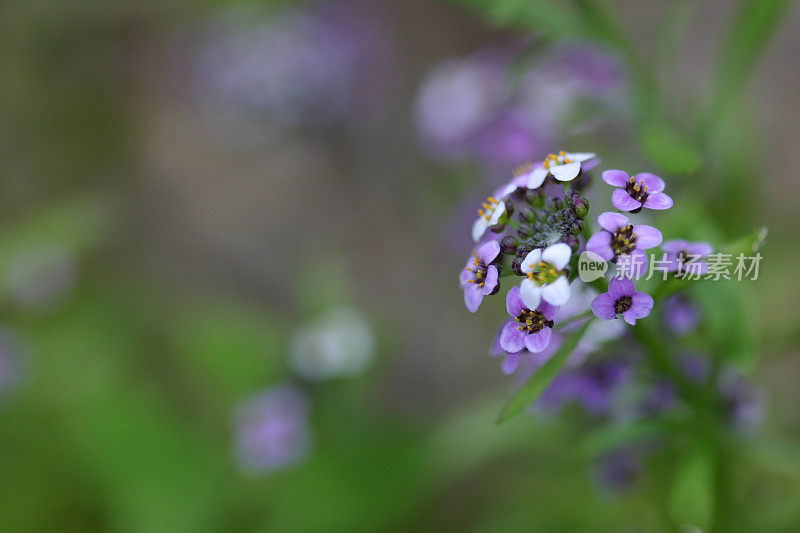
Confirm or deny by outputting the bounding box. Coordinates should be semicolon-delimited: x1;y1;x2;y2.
5;246;76;310
289;307;375;381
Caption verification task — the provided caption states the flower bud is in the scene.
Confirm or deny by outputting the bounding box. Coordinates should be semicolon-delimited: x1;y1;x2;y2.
525;189;545;207
570;220;583;235
566;235;581;253
516;243;534;257
571;195;589;219
500;236;518;255
511;257;525;276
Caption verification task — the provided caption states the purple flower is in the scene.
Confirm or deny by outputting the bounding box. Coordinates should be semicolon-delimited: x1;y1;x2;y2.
459;241;501;312
470;108;552;174
591;278;654;325
500;286;558;354
415;52;510;161
471;182;517;242
538;357;631;416
513;151;598;189
663;295;699;335
593;447;641;493
519;243;572;308
602;170;673;213
661;239;713;276
234;384;311;474
586;212;662;276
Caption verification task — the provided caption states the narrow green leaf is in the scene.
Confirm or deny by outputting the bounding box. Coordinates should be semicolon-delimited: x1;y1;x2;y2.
669;447;715;530
446;0;584;39
496;317;594;424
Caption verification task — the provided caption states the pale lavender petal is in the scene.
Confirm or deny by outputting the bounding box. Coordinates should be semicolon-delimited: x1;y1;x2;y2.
489;321;508;357
506;286;526;317
626;249;648;278
602;169;629;187
500;320;526;353
611;189;643;212
632;225;662;249
643;192;673;210
608;277;635;299
582;157;600;171
464;284;484;313
622;309;637;325
526;166;548;189
634;173;665;192
591;293;617;320
661;240;687;255
586;232;614;261
631;291;654;319
537;300;558;320
502;352;520;375
477;240;501;264
482;265;499;295
597;212;629;233
685;242;713;257
459;266;471;286
525;328;552;353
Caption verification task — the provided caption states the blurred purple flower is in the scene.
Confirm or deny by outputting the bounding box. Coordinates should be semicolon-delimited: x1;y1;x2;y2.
234;384;311;474
195;1;390;128
593;447;641;493
663;295;699;335
6;246;77;311
661;240;714;276
538;357;632;416
591;277;653;325
602;170;673;213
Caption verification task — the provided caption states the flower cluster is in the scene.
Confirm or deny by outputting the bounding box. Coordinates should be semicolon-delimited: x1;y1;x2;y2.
459;150;714;381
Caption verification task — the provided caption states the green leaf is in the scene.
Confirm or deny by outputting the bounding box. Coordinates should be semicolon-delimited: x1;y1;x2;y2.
496;317;594;424
641;119;703;175
669;447;715;530
446;0;584;39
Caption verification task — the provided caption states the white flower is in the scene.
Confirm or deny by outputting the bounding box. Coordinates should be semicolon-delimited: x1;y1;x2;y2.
518;151;597;189
289;307;375;381
519;243;572;308
471;182;517;242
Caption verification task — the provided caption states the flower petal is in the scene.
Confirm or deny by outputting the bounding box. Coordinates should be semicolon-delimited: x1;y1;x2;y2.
520;279;542;309
500;320;526;353
506;286;526;317
590;293;617;320
464;284;484;313
488;201;506;225
597;212;629;233
496;182;518;198
631;291;654;319
586;232;614;261
609;277;636;299
611;188;643;212
632;225;662;249
565;152;596;163
542;276;570;305
501;352;520;375
537;300;559;320
490;321;508;357
635;172;665;192
643;192;673;210
622;309;637;325
526;166;548;189
602;169;630;187
472;218;488;242
685;241;713;257
550;161;581;181
482;265;499;294
525;328;552;353
661;239;687;254
521;248;542;273
477;240;501;264
542;242;571;270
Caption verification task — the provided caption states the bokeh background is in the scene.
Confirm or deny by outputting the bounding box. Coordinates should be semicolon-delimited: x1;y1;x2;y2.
1;0;799;531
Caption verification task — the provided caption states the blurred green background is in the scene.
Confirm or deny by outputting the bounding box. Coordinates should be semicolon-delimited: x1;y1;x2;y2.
0;0;799;531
